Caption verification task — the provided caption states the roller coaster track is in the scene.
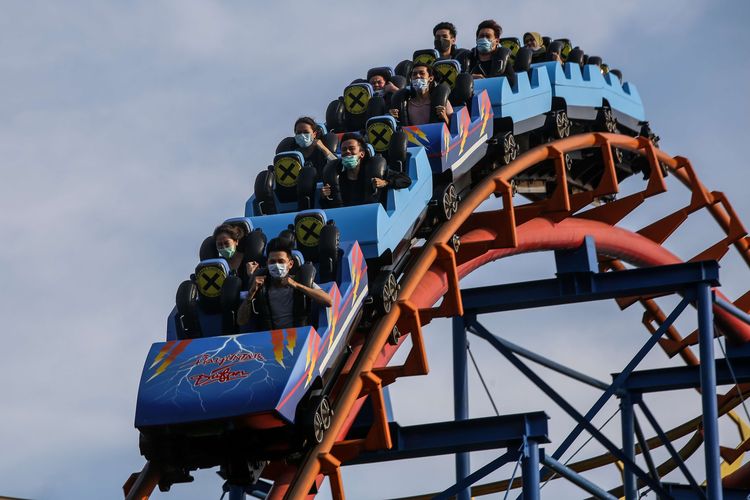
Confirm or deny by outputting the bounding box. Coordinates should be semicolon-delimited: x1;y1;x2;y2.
124;132;750;499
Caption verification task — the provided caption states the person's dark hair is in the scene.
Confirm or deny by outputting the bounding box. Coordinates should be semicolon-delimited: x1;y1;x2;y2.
433;22;457;38
213;223;242;242
340;132;366;152
266;237;294;260
476;19;502;39
294;116;321;136
367;67;390;82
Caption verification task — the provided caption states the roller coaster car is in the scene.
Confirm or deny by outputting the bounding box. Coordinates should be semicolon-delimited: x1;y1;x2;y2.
135;239;368;489
472;59;653;191
376;87;494;222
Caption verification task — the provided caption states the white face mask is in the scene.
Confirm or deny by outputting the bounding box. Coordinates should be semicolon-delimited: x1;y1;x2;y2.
268;262;288;279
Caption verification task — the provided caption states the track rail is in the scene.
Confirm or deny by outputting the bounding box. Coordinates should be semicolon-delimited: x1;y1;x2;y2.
264;133;750;499
124;133;750;499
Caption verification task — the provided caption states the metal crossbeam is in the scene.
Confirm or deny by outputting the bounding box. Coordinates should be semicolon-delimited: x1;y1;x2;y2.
461;260;719;315
618;357;750;393
345;413;549;465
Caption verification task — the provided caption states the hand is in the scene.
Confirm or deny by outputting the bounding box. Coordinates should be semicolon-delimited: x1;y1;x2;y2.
252;276;266;290
435;105;448;122
245;261;259;276
471;73;485;79
281;276;298;289
321;184;332;197
388;108;399;119
372;177;388;189
384;81;400;94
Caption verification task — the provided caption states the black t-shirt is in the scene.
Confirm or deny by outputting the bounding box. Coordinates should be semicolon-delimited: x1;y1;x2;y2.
340;170;369;207
472;58;495;77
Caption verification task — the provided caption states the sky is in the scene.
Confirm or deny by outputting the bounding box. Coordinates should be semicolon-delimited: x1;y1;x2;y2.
1;1;749;499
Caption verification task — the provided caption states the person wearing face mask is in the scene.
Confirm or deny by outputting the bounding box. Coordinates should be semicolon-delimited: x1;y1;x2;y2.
236;237;332;330
468;19;516;88
213;224;252;288
388;63;453;126
523;32;547;59
282;117;337;180
320;133;412;208
432;22;470;72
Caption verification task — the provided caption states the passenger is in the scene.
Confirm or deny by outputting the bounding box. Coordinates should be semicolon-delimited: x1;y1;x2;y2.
388;63;453;126
290;116;337;179
433;21;471;71
213;223;250;288
320;133;412;208
523;32;550;62
468;19;517;87
368;68;401;97
237;237;332;329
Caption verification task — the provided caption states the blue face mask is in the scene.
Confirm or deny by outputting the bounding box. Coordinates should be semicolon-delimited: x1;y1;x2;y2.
411;78;429;93
268;262;288;279
476;37;493;53
217;246;235;259
295;133;314;148
341;155;359;170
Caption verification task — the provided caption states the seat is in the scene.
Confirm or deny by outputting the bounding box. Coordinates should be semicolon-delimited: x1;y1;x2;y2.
365;116;407;171
499;37;521;62
432;59;473;108
253;151;307;214
554;38;573;62
293;210;340;283
412;49;439;66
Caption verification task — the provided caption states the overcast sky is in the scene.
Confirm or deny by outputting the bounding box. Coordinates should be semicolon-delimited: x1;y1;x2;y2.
1;1;749;499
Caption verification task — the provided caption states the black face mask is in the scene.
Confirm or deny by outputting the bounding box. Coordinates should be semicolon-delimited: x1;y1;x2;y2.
434;38;452;53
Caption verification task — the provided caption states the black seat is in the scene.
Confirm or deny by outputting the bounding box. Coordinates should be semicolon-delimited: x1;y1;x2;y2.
326;83;376;133
365;115;407;171
499;37;521;62
293;210;340;283
253;151;306;214
432;59;473;108
412;48;440;66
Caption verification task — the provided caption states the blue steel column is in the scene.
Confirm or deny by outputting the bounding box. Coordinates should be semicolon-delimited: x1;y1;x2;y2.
452;315;470;500
521;440;540;500
620;392;637;500
697;284;722;500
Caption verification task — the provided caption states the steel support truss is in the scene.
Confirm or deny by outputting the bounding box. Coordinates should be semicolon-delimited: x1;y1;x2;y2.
432;236;743;500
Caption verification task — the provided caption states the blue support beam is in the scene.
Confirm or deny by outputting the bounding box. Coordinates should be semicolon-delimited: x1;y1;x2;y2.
345;412;549;465
697;284;722;500
620;393;637;500
521;440;540;500
461;260;719;315
452;316;470;500
617;357;750;393
467;319;671;497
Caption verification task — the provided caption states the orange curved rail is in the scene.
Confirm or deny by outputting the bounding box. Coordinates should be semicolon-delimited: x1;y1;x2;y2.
267;133;750;499
124;133;750;499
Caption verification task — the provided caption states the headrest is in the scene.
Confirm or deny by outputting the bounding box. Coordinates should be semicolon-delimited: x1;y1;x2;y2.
499;37;521;56
432;59;461;89
343;83;373;115
412;49;439;66
316;122;328;135
223;217;253;235
291;250;305;267
366;115;398;153
554;38;573;60
194;258;230;299
366;143;376;158
367;66;394;82
273;151;305;188
294;210;328;250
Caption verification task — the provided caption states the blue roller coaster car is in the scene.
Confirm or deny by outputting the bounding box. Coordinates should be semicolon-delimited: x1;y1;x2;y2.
135;240;368;484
